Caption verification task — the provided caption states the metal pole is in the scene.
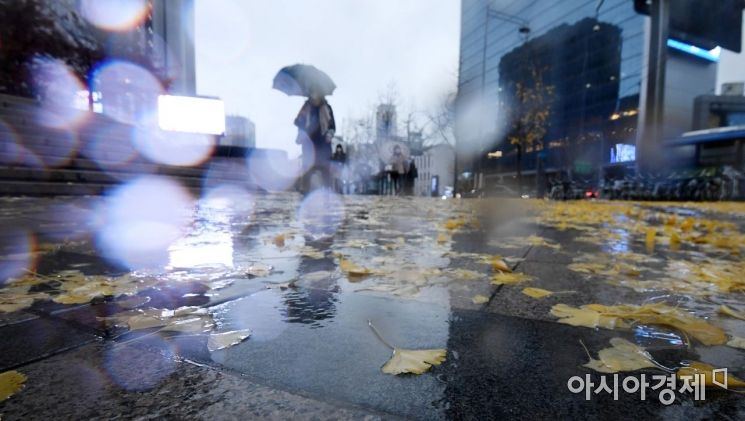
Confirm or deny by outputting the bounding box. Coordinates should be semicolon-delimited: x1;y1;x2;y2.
638;0;670;175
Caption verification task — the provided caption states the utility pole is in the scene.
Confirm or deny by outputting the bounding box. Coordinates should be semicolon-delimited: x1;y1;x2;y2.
637;0;670;175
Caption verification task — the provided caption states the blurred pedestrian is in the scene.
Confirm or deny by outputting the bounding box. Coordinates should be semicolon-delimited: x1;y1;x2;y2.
405;159;418;195
390;145;407;195
331;144;347;193
295;93;335;192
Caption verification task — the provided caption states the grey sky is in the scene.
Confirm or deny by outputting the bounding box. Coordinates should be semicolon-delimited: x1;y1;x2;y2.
194;0;461;158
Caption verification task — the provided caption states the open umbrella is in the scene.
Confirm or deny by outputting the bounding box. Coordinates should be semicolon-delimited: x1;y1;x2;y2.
379;140;410;164
272;64;336;97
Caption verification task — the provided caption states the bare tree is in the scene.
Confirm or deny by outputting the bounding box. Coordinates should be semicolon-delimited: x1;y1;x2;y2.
505;65;554;192
423;91;457;147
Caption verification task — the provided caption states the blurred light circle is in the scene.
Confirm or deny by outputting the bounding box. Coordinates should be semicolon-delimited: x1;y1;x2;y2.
79;0;150;32
247;150;300;192
132;122;215;166
201;184;255;216
0;121;43;168
23;124;79;168
202;158;251;192
95;176;194;270
30;57;88;129
82;123;139;174
297;188;345;238
91;60;164;125
0;230;35;285
103;336;176;391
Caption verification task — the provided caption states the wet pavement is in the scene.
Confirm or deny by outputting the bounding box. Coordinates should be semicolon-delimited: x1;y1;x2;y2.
1;188;745;420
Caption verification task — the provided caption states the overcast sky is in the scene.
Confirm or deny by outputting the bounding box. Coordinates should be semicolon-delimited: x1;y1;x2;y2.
194;0;461;158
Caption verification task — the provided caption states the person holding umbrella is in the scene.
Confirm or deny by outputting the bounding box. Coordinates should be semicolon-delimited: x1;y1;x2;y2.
273;64;337;192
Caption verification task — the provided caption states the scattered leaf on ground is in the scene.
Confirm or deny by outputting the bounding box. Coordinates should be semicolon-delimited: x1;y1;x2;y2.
339;257;373;277
0;370;26;402
727;336;745;350
583;338;656;373
369;320;447;375
208;329;252;352
472;294;489;305
551;303;726;345
382;348;447;375
719;305;745;321
247;263;273;277
677;361;745;388
273;234;286;248
490;257;512;273
491;272;532;285
522;287;552;299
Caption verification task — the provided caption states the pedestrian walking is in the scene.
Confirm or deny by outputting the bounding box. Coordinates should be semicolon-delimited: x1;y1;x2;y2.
390;145;407;195
332;144;347;193
294;94;336;191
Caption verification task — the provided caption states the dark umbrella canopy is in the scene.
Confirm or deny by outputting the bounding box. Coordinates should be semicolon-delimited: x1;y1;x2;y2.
272;64;336;97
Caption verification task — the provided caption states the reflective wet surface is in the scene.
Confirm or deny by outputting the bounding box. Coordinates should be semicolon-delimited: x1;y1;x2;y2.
2;192;745;419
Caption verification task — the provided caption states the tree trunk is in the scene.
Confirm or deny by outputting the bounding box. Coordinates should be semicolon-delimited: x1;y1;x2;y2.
516;143;523;194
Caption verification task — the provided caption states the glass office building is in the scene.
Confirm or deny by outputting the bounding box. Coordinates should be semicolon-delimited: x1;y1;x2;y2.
456;0;721;189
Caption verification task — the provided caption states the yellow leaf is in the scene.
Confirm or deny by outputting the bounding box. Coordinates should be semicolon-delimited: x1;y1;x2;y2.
584;338;656;373
436;233;449;244
718;305;745;321
472;294;489;305
551;303;727;346
444;219;466;230
381;348;447;375
247;263;273;277
727;336;745;350
339;257;372;277
670;232;681;251
273;234;286;248
645;228;656;254
522;287;552;299
491;272;532;285
491;257;512;273
208;329;252;352
677;361;745;388
0;370;26;402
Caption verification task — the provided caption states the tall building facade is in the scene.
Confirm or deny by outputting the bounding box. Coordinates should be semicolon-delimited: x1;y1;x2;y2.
456;0;721;186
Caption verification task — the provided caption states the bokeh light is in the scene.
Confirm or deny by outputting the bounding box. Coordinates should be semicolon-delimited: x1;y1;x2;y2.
91;60;164;126
297;188;345;238
132;119;215;166
247;151;300;192
79;0;150;32
30;57;88;130
94;176;194;270
81;122;140;176
201;184;256;217
0;229;35;284
0;120;43;168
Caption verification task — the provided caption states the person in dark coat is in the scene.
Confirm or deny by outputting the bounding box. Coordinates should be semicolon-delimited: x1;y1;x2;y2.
295;94;335;192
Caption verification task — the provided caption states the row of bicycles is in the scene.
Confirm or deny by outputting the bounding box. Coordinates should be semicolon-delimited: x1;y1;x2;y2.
543;167;745;201
599;167;745;201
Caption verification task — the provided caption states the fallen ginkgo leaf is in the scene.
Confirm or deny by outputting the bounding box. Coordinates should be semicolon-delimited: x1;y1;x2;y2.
718;305;745;321
0;370;26;402
382;348;447;375
522;287;553;299
583;338;656;373
677;361;745;388
472;294;489;304
339;257;372;277
208;329;252;352
727;336;745;350
551;303;727;346
491;257;512;273
491;272;532;285
368;320;446;375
